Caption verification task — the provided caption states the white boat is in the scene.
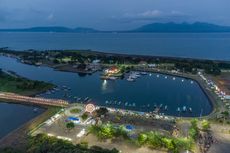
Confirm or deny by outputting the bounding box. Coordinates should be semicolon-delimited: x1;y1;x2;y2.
127;77;134;81
177;107;181;112
164;105;168;110
183;106;187;112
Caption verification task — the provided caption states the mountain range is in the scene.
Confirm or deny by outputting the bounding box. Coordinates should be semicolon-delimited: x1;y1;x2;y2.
1;22;230;33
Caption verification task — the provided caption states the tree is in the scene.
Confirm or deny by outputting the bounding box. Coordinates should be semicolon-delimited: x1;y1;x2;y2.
201;120;210;131
95;107;108;117
138;133;148;145
66;122;75;131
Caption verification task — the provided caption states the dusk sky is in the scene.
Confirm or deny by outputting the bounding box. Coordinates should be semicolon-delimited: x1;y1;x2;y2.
0;0;229;30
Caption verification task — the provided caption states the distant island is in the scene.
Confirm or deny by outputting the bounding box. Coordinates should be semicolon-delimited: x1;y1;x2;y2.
1;22;230;33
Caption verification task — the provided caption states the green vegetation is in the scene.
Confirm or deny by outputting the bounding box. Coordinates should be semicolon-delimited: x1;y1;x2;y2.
188;119;199;140
0;134;119;153
0;69;54;95
81;112;89;121
95;107;109;117
70;108;81;114
1;49;229;76
136;131;193;153
201;120;210;131
89;124;128;140
89;124;193;153
66;122;75;130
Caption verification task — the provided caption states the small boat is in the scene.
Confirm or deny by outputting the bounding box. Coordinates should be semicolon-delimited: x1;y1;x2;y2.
191;81;194;84
177;107;181;112
33;108;38;112
132;103;136;107
140;72;148;75
189;107;192;112
147;104;150;107
127;77;134;81
105;100;109;104
164;105;168;110
157;75;160;78
165;76;168;79
84;97;89;101
125;102;128;106
154;104;157;108
173;77;176;80
118;101;121;105
159;104;163;108
182;79;184;82
182;106;187;112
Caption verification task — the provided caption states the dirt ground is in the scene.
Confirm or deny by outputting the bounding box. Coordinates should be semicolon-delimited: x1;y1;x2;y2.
208;123;230;153
209;72;230;95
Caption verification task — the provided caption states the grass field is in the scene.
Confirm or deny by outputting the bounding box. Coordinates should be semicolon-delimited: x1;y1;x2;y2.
0;71;54;96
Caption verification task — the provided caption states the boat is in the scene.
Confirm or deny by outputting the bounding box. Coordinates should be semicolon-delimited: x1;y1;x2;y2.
157;75;160;78
177;107;181;112
159;104;163;108
84;97;89;101
127;77;134;81
154;104;157;108
125;102;128;106
182;106;187;112
173;77;176;80
132;103;136;107
105;100;109;104
164;105;168;110
189;107;192;112
140;72;148;75
33;108;38;112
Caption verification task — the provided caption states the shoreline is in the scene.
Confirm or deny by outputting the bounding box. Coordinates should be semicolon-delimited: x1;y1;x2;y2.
0;50;225;149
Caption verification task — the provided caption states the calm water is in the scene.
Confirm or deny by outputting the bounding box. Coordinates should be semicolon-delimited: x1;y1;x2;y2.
0;102;43;138
0;32;230;60
0;56;212;118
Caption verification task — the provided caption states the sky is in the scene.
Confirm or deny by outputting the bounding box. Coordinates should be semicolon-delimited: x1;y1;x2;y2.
0;0;229;30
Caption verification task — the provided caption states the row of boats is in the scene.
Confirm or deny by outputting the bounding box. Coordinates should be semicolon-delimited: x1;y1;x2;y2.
105;100;193;113
127;71;194;84
177;106;192;113
127;72;148;81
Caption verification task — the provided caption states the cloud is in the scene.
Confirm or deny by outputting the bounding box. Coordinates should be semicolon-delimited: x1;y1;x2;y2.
47;13;54;20
115;10;191;24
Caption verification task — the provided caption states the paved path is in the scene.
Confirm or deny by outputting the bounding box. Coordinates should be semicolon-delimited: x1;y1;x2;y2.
0;92;69;107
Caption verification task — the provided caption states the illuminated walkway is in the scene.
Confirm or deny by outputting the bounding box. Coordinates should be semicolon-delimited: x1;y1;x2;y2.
0;92;69;107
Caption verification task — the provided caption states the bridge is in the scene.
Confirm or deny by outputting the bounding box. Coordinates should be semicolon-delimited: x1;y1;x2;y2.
0;92;69;107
